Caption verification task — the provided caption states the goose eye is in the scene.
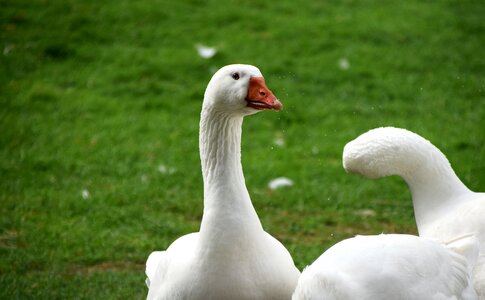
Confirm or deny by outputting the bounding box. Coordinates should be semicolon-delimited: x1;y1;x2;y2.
231;72;240;80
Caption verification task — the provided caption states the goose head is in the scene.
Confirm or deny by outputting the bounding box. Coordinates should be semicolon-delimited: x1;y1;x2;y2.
203;64;283;116
342;127;436;179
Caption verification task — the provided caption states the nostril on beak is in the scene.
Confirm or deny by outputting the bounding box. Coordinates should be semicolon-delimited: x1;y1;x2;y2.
259;90;266;97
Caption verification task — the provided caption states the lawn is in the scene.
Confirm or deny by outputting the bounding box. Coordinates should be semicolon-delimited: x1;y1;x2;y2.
1;0;484;298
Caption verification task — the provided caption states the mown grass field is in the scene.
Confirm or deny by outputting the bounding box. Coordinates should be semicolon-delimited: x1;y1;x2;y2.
1;0;484;298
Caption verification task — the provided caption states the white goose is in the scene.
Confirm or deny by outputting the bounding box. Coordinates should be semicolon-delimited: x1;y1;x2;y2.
293;234;478;300
293;131;479;299
342;127;485;297
145;64;300;300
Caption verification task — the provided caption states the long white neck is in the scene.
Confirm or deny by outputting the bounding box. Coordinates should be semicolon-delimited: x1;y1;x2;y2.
400;150;471;233
345;128;474;234
198;105;263;247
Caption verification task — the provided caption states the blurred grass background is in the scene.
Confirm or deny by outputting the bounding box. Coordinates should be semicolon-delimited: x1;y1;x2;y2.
1;0;484;298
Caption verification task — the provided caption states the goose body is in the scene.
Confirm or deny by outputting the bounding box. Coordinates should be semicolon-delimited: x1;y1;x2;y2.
343;127;485;297
146;64;299;300
293;234;478;300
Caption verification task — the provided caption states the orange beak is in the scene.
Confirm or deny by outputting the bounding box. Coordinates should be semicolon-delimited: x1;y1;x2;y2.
245;77;283;111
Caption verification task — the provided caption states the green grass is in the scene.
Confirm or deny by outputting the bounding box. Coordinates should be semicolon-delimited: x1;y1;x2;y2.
1;0;484;298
